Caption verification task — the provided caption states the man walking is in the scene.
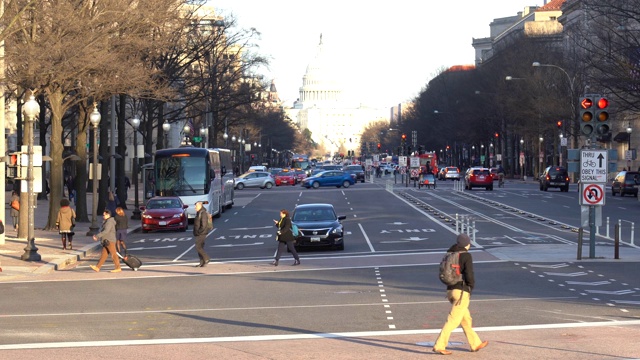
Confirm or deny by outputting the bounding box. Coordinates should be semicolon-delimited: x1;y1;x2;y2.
193;201;211;267
432;233;488;355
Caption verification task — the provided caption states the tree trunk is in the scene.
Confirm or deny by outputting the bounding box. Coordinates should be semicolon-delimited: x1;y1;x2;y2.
74;106;90;223
115;94;127;208
46;91;65;230
97;101;109;216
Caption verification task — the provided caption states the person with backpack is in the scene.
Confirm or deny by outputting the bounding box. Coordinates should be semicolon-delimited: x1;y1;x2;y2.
432;233;488;355
193;201;211;267
271;209;300;266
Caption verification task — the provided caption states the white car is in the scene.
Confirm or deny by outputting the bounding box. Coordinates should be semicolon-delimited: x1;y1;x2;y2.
234;171;274;189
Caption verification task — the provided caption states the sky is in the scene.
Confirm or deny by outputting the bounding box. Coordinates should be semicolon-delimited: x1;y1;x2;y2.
210;0;545;108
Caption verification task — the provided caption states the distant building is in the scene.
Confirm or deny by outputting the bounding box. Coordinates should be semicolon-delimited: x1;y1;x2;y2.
284;34;388;157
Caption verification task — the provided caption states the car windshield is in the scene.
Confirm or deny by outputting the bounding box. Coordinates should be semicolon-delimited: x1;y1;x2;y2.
549;168;565;176
473;169;490;175
147;199;180;209
277;172;292;176
293;208;336;222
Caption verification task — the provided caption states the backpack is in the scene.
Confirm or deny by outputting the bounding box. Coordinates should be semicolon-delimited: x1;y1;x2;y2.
439;251;463;286
205;213;213;232
291;223;300;237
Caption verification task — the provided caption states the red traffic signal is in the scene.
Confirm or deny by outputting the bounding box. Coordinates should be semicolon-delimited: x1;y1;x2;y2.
557;120;562;128
401;134;407;140
494;132;499;138
377;143;381;150
580;98;593;109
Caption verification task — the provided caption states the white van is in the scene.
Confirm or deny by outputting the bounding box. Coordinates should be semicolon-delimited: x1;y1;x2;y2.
248;165;268;172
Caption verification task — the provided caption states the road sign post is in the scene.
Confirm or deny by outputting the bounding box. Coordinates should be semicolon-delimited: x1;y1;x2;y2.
579;149;608;259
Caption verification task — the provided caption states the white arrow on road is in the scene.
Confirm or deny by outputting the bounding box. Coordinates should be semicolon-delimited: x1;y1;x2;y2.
565;280;611;286
388;222;408;225
401;237;429;241
127;245;177;251
584;289;635;295
529;263;569;269
543;272;588;277
230;226;273;230
212;242;264;248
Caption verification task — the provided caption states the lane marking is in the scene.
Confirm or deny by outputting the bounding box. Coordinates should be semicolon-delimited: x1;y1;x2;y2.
359;223;376;253
1;319;639;350
173;244;195;262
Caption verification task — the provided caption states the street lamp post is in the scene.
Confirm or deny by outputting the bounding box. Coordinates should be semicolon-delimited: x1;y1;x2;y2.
200;128;207;148
520;138;525;181
538;136;544;176
162;122;171;149
131;117;141;220
21;95;41;261
627;123;633;169
86;104;102;236
183;124;191;145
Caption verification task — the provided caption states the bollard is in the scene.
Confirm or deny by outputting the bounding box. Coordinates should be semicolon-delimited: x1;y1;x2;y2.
606;217;610;238
614;223;620;260
472;220;476;243
455;214;459;233
631;222;635;246
618;219;622;241
577;227;583;260
466;217;471;236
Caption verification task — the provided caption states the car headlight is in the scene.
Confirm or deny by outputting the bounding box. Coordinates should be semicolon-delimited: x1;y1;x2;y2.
172;213;182;218
331;226;343;234
142;213;152;219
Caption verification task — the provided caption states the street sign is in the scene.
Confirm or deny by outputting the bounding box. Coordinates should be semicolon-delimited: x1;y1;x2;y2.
399;156;407;167
580;150;607;183
580;183;605;206
410;156;420;168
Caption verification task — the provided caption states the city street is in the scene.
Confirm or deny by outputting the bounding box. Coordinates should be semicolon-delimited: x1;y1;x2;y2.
1;178;639;359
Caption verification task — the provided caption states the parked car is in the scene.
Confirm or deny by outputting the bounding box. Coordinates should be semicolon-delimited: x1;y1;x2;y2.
301;170;355;189
292;203;346;250
464;167;493;190
140;196;188;233
539;166;569;192
274;170;297;186
235;171;274;190
343;165;365;183
611;171;640;197
441;166;461;181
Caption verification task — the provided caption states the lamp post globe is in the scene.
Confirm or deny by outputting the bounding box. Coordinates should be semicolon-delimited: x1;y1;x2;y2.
21;95;41;261
86;103;102;236
162;122;170;149
131;117;142;220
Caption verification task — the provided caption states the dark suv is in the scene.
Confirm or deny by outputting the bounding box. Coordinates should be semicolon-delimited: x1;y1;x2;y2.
539;166;569;192
611;171;639;197
343;165;365;183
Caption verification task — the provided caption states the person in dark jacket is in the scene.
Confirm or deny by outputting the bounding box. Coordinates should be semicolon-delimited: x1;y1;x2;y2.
432;233;488;355
91;210;122;273
114;207;128;255
193;201;210;267
271;209;300;266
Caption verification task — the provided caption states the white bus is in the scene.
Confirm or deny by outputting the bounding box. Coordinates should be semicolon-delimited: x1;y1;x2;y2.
154;147;234;219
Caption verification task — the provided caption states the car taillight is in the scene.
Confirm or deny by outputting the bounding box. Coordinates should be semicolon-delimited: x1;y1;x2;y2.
546;175;550;181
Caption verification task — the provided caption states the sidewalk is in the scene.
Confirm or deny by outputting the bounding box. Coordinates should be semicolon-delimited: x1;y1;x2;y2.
0;186;141;280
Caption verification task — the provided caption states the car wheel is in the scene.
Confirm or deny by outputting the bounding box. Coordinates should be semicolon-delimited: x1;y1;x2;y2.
539;183;543;191
361;179;365;183
181;224;187;232
611;189;616;196
312;181;320;189
343;181;351;188
563;186;569;192
487;185;493;191
265;182;273;189
336;243;344;251
236;183;244;190
142;229;149;233
543;185;548;191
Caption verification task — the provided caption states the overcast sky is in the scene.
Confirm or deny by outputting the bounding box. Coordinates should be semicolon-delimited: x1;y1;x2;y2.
211;0;544;108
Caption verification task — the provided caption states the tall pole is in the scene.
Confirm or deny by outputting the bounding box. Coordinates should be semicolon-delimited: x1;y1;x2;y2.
131;117;141;220
87;104;101;236
110;95;116;192
21;95;40;261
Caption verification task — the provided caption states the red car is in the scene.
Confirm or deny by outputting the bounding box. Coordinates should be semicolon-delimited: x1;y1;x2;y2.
464;167;493;191
140;196;188;233
294;169;307;184
275;170;296;186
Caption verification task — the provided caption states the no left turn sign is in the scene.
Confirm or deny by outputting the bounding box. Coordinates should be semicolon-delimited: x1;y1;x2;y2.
580;183;605;206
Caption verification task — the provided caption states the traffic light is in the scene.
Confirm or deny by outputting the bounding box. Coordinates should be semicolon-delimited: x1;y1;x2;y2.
494;132;499;139
579;97;595;137
595;97;610;137
401;134;406;145
7;152;21;178
377;143;381;150
407;145;412;155
556;120;562;129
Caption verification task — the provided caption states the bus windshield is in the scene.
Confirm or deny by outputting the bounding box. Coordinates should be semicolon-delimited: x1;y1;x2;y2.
155;156;208;196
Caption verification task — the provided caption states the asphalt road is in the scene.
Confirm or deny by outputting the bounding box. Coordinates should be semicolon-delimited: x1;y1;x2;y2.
1;179;639;359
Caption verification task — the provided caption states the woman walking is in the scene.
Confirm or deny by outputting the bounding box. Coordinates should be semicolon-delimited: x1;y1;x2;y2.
9;191;19;232
271;209;300;266
114;207;128;255
56;198;76;250
91;210;122;273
